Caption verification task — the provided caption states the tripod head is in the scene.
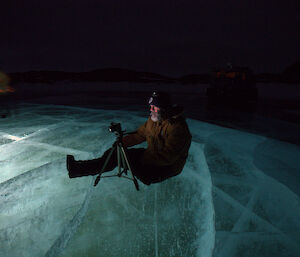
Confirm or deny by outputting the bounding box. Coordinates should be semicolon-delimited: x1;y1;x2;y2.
109;122;133;141
109;122;122;134
109;122;126;141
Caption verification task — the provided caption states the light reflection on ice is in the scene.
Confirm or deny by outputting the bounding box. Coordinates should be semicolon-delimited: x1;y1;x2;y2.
2;134;25;142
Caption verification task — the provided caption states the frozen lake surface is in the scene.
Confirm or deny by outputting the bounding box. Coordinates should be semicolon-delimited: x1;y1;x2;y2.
1;102;300;257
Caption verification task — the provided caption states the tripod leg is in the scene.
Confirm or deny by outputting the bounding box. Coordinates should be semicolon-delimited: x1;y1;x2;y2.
117;146;121;175
94;145;116;187
120;146;139;191
120;147;133;172
119;147;128;176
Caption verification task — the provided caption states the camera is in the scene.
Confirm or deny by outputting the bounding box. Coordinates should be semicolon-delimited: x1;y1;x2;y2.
109;122;122;134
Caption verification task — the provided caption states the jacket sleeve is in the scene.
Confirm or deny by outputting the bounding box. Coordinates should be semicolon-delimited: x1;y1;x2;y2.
123;120;147;147
142;124;191;166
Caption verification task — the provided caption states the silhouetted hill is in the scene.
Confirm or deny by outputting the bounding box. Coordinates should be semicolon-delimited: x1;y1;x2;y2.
282;61;300;83
252;61;300;83
255;73;281;83
8;68;176;84
178;74;211;84
7;63;300;85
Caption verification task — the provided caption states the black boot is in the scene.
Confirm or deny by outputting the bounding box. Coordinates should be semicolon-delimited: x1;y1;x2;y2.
66;155;85;178
66;155;106;178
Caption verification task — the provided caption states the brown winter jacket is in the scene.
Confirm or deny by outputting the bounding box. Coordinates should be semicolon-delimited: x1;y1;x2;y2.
123;110;192;176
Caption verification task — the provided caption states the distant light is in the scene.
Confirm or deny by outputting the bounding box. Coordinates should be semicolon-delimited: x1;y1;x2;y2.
0;72;16;94
0;86;16;93
3;134;24;141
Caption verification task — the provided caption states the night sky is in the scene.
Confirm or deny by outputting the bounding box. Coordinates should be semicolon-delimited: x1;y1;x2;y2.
1;0;299;76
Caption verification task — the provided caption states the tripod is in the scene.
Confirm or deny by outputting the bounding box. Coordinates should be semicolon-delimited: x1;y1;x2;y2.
94;123;140;191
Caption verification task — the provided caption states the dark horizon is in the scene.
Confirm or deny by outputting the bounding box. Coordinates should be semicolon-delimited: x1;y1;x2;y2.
1;0;300;76
5;61;300;85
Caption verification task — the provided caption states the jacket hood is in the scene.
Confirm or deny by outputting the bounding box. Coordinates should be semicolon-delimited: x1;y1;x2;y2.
163;104;184;123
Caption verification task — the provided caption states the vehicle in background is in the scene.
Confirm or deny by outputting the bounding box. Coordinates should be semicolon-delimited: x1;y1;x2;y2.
206;64;258;103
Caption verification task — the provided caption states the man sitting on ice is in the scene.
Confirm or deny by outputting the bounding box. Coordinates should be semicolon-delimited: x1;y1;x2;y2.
66;91;192;185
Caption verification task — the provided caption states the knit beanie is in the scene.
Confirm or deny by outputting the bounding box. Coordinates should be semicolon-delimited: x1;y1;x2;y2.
148;91;171;109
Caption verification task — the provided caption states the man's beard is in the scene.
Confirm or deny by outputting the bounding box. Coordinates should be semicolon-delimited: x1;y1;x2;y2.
150;112;160;122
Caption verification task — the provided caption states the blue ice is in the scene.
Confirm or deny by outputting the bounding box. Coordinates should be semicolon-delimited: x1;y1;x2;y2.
0;104;300;257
